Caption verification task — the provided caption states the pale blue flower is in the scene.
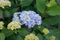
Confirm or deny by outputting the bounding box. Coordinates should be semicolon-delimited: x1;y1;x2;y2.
33;14;42;25
12;11;42;29
19;11;42;29
12;12;20;22
26;20;36;29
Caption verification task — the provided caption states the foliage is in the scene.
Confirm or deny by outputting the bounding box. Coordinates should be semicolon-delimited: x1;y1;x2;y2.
0;0;60;40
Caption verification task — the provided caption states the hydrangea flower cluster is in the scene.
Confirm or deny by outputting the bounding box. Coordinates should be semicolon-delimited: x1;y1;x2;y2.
49;36;56;40
7;21;21;30
12;11;42;29
0;0;11;8
0;21;4;30
24;33;39;40
42;28;49;35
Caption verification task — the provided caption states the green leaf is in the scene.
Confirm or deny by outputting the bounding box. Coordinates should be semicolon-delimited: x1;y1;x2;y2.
47;6;60;16
43;16;60;26
18;28;29;37
6;34;17;40
0;33;5;40
19;0;33;6
0;10;3;19
37;34;43;40
4;10;10;18
36;0;47;13
2;28;14;37
4;7;19;17
17;35;23;40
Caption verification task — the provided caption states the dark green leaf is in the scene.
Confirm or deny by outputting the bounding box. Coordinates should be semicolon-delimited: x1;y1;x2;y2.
18;28;29;37
6;34;16;40
2;28;14;37
47;6;60;16
17;35;23;40
19;0;33;6
4;10;10;18
43;16;60;26
0;33;5;40
36;0;47;13
37;34;43;40
0;10;4;19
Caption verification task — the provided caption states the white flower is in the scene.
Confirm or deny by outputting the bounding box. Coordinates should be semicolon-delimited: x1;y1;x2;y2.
0;21;4;30
0;0;11;8
24;33;39;40
7;21;21;30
